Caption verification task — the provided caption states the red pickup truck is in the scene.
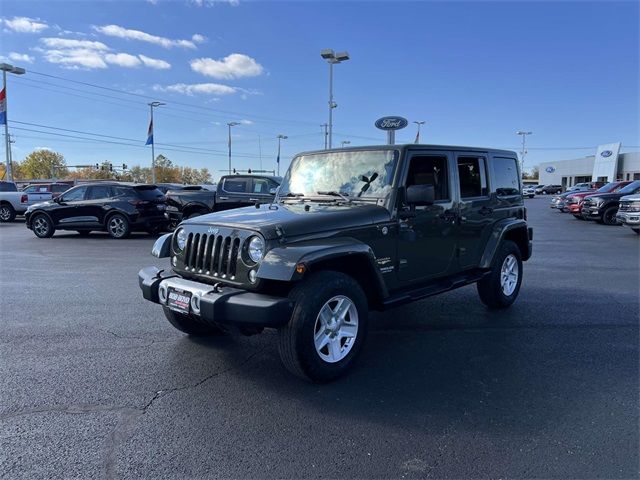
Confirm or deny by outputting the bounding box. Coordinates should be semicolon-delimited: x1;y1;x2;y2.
565;181;631;219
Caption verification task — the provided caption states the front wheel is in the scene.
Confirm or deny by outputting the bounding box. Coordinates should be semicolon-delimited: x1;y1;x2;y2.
32;214;55;238
477;240;523;309
0;204;16;222
107;213;130;239
602;207;619;226
278;271;368;383
632;228;640;235
162;307;227;336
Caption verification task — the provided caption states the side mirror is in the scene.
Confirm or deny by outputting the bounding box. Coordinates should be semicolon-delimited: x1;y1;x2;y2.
406;184;435;206
53;196;62;203
269;187;278;195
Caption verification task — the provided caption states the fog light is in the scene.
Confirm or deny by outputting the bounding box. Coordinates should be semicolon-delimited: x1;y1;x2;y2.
248;269;257;283
172;255;177;267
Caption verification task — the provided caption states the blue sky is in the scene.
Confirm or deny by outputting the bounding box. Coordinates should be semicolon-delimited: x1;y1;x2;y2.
1;0;638;178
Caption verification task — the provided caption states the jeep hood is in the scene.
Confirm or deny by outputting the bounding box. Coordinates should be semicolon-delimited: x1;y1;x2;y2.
182;202;391;240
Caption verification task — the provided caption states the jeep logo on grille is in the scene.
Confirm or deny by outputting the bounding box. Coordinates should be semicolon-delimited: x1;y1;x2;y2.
375;116;408;131
600;150;613;157
207;227;219;235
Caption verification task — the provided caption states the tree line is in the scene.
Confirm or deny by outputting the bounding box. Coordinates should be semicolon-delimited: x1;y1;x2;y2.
0;149;214;185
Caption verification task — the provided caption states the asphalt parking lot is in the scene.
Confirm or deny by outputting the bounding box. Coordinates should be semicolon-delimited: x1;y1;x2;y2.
1;198;638;479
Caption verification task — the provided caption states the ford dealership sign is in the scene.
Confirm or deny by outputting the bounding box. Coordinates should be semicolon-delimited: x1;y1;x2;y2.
600;150;613;157
375;116;408;131
545;166;556;173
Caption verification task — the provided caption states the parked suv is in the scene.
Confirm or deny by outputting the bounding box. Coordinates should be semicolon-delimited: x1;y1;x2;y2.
25;182;168;238
581;180;640;225
536;184;563;195
138;145;532;382
565;181;631;219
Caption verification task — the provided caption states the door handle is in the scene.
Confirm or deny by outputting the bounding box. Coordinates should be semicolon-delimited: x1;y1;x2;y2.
249;198;259;202
218;196;229;200
479;207;493;215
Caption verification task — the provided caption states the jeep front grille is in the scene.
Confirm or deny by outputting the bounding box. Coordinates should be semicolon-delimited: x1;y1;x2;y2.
183;232;241;279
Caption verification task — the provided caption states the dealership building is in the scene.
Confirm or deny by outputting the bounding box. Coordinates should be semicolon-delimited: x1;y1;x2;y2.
538;143;640;188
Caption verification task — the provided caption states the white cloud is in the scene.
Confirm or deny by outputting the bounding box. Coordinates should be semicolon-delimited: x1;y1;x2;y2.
240;119;253;125
41;48;108;69
153;82;238;96
190;54;263;79
105;53;141;68
41;37;109;50
138;55;171;69
1;52;35;63
1;16;48;33
94;24;196;49
191;33;206;44
191;0;240;6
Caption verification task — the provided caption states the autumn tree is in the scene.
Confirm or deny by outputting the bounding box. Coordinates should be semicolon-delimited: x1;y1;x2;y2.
180;166;213;184
154;155;180;183
0;161;24;181
20;149;68;179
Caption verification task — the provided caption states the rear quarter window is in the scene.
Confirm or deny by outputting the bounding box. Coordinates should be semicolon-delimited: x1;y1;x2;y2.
134;187;165;201
491;157;520;196
0;182;18;192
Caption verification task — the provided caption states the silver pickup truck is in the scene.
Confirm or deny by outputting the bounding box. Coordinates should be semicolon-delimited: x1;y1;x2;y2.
0;181;54;222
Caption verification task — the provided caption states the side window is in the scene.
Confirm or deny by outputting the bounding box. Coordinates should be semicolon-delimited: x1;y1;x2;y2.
491;157;520;196
87;185;112;200
457;156;488;198
223;178;248;193
406;155;449;201
252;179;271;194
61;186;87;202
112;186;133;198
22;186;36;193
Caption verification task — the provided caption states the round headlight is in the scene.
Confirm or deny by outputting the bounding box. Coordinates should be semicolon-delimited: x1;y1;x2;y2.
248;236;265;263
175;228;187;252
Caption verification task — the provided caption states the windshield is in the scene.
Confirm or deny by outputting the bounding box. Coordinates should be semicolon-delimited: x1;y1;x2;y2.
279;149;399;201
618;181;640;195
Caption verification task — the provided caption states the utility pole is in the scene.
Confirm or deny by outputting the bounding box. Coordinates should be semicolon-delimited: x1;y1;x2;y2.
1;63;26;182
321;123;328;149
516;131;532;176
276;134;287;176
227;121;240;174
147;101;165;184
320;49;350;149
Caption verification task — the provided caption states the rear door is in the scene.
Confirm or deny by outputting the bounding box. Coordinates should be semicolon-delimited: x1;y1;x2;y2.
84;185;114;226
488;154;522;223
454;152;494;269
216;177;253;210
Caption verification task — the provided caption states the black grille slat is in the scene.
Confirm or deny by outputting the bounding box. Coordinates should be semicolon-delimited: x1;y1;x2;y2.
179;228;245;283
197;234;207;270
204;235;213;272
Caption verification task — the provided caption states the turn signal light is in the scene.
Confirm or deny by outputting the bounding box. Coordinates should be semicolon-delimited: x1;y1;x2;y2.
295;263;306;274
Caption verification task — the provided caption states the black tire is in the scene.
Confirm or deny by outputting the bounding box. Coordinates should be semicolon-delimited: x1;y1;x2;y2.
31;213;55;238
602;207;619;226
573;214;586;221
162;307;226;336
76;230;91;236
477;240;523;309
278;271;368;383
0;203;16;222
106;213;130;239
632;228;640;235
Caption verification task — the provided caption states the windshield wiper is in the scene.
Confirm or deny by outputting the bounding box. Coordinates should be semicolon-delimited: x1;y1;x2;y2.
316;190;351;202
283;192;304;197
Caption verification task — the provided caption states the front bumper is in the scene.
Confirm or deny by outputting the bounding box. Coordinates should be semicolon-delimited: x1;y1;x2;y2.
616;211;640;226
138;266;293;328
581;205;602;219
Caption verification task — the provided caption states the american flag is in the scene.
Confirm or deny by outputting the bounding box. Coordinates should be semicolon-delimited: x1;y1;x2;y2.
145;118;153;145
0;88;6;126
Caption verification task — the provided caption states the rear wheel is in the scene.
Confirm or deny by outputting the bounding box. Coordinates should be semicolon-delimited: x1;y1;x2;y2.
278;271;368;383
0;204;16;222
602;207;619;226
162;307;226;336
32;214;55;238
477;240;522;309
632;228;640;235
106;213;130;239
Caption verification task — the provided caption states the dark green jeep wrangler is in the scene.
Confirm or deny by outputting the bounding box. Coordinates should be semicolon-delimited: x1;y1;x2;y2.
139;145;532;382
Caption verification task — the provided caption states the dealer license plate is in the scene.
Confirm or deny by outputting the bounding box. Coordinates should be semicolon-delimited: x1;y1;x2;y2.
167;287;191;314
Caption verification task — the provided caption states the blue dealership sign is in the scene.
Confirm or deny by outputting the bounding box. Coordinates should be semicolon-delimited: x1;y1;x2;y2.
600;150;613;157
375;116;408;131
545;166;556;173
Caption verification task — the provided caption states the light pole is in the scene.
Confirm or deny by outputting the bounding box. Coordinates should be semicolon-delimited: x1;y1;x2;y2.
227;122;240;174
147;101;165;184
276;134;287;176
341;140;351;148
320;49;349;149
516;131;532;176
413;121;425;143
1;63;26;181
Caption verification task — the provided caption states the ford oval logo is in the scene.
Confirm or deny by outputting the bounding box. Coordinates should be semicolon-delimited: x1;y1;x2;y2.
601;150;613;157
375;116;408;131
545;166;556;173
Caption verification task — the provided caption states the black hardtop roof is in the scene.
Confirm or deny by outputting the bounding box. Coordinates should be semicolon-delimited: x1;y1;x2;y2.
294;144;518;157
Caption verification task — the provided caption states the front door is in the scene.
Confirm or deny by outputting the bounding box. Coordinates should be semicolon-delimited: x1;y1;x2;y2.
454;153;494;269
52;186;88;226
396;151;458;283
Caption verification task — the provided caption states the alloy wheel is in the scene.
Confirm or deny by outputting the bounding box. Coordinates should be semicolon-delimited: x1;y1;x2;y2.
109;216;126;238
500;254;519;296
33;217;50;237
0;206;11;221
313;295;359;363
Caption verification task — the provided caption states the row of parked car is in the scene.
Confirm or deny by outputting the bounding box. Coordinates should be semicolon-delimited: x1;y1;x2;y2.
548;180;640;234
0;174;283;239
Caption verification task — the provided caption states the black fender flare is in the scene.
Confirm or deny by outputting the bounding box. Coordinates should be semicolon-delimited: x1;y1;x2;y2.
26;209;55;229
257;237;388;299
479;219;531;268
182;202;211;217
